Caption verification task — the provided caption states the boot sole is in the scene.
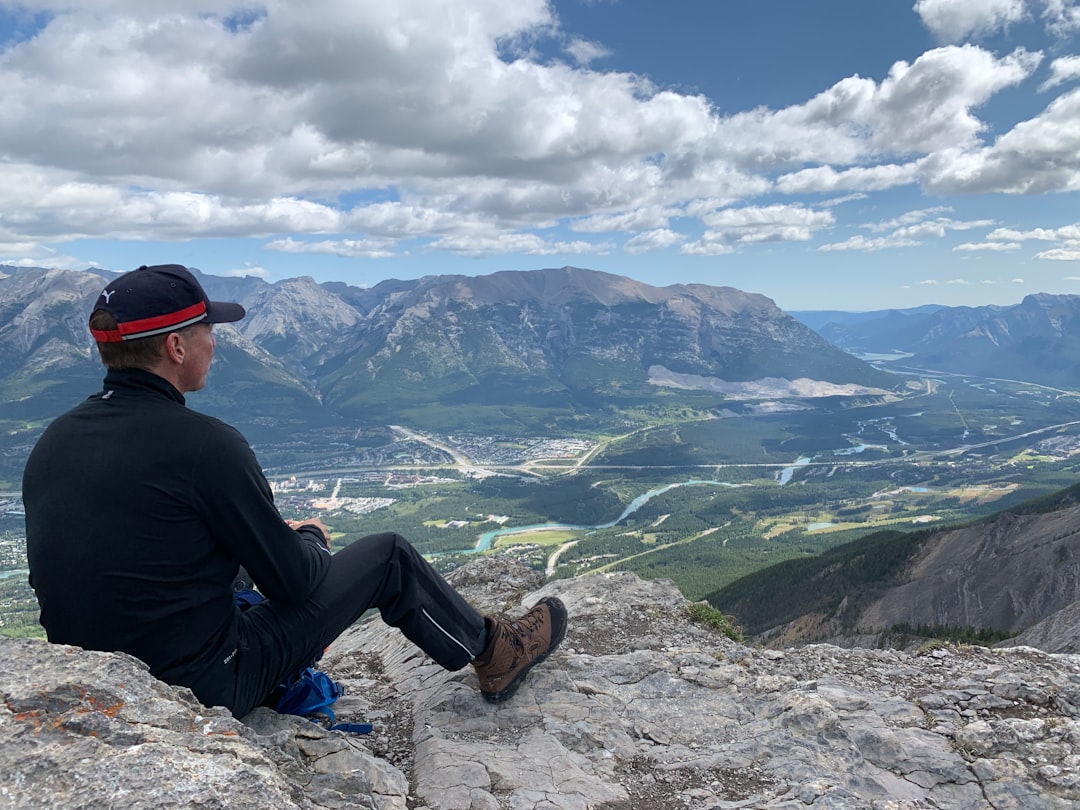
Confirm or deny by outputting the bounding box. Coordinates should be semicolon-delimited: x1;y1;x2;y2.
481;596;568;704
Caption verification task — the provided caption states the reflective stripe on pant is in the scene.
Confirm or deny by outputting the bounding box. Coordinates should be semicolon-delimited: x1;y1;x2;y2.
228;531;486;717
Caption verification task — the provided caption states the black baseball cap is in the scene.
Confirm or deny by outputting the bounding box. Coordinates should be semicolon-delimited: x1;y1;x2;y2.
89;264;246;342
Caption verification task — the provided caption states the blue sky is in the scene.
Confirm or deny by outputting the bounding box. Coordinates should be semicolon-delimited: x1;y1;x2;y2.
1;0;1079;311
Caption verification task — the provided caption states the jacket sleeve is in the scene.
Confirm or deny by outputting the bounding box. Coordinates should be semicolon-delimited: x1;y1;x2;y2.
192;420;330;603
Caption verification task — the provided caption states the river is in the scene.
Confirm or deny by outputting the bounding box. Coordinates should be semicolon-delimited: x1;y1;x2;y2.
473;479;746;552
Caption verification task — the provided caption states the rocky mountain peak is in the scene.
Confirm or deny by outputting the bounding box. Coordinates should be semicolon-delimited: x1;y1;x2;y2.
4;559;1080;809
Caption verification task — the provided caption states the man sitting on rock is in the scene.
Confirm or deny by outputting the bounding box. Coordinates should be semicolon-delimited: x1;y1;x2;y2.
23;264;566;717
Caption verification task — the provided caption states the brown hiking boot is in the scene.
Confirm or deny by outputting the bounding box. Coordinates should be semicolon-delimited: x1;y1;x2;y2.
473;596;568;703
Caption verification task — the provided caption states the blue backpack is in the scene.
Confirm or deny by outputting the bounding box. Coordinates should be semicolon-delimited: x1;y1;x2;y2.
235;588;372;734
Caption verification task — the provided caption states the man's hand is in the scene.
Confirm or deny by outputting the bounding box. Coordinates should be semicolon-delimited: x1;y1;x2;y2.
286;518;332;550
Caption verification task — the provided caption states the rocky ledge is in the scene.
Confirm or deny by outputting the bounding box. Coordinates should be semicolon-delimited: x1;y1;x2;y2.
3;558;1080;809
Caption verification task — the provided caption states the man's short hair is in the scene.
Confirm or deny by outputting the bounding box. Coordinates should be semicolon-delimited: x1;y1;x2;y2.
89;310;169;370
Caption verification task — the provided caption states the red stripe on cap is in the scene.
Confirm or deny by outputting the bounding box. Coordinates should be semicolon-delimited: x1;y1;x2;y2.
117;302;207;337
89;327;124;342
90;301;208;342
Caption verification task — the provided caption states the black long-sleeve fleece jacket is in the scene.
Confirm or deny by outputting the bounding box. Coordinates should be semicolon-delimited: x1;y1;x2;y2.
23;368;330;697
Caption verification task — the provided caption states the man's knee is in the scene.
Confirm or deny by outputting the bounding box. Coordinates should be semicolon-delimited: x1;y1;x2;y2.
337;531;417;570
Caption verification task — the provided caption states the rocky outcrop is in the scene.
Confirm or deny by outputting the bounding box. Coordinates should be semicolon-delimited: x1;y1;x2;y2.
855;508;1080;635
5;558;1080;809
754;506;1080;650
999;600;1080;654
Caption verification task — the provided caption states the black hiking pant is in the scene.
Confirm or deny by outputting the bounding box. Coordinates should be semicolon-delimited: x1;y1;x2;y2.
225;532;486;717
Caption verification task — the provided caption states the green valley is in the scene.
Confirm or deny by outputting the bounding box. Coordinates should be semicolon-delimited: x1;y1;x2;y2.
5;367;1080;639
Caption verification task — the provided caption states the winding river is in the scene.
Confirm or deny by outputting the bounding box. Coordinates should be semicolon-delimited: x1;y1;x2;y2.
473;479;746;552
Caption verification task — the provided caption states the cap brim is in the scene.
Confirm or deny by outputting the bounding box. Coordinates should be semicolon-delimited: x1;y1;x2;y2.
204;301;246;323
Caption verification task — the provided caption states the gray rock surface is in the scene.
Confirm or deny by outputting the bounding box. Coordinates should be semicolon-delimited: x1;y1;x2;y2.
999;599;1080;654
856;509;1080;635
5;557;1080;809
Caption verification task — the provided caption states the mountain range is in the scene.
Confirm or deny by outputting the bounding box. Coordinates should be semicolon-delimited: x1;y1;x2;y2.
0;264;894;435
792;295;1080;387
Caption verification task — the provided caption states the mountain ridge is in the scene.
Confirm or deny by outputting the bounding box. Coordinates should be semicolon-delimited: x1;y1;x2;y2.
795;295;1080;386
0;264;896;436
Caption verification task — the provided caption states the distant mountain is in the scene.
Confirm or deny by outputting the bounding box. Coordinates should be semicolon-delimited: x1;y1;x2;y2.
0;265;895;438
789;304;946;333
313;267;895;424
795;295;1080;386
0;266;105;418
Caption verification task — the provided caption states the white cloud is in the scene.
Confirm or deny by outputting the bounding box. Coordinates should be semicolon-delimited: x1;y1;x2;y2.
426;232;609;258
920;277;971;285
819;234;921;252
265;237;397;259
978;222;1080;259
922;87;1080;193
830;209;993;251
865;207;954;231
914;0;1026;43
775;163;920;195
820;193;868;207
1039;55;1080;90
0;0;1074;272
709;46;1039;174
0;245;88;270
893;217;995;239
680;239;734;257
571;206;679;234
1042;0;1080;35
624;228;684;254
914;0;1079;43
681;204;834;254
988;224;1080;240
564;37;611;66
954;241;1022;251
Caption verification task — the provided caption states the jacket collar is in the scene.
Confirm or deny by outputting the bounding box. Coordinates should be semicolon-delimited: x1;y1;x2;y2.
102;367;186;405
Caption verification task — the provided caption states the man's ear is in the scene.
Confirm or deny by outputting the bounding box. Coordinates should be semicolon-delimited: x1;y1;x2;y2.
163;331;185;364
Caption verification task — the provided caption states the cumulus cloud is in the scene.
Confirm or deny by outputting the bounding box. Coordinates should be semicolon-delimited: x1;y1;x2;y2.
700;204;834;243
915;0;1080;42
0;0;1076;273
624;229;684;254
775;163;920;195
1039;55;1080;90
915;0;1027;42
922;87;1080;194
